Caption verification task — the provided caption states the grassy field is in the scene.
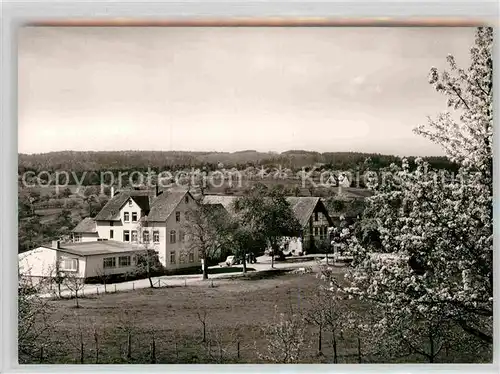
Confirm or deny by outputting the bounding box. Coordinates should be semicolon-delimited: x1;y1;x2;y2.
27;270;361;364
22;268;491;365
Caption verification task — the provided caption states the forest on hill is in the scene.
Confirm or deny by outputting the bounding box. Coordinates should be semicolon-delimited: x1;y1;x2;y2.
18;150;459;175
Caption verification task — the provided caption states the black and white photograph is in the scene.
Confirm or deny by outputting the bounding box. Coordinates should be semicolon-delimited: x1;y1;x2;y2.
16;24;493;365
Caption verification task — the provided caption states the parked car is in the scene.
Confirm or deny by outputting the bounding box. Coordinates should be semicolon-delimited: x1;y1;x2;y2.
225;255;236;267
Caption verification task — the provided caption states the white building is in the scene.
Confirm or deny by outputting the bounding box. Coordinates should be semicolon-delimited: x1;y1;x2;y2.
78;188;201;269
18;240;147;282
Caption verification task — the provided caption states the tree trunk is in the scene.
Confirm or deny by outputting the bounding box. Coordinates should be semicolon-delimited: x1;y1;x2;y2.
127;331;132;360
75;291;79;308
57;283;62;298
94;333;99;364
80;341;84;364
332;332;338;363
148;275;154;288
357;336;361;363
242;253;247;273
202;258;209;280
429;328;435;363
150;335;156;364
318;325;322;355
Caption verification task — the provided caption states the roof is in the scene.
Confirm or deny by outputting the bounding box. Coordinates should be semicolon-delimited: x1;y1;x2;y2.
72;217;97;233
202;195;238;213
146;190;189;222
286;197;321;227
202;195;326;227
95;190;155;221
55;240;146;256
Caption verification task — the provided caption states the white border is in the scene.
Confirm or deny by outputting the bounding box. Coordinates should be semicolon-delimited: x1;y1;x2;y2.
1;1;499;373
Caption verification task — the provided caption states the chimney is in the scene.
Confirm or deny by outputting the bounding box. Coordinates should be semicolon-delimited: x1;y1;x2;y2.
111;186;115;198
52;240;60;249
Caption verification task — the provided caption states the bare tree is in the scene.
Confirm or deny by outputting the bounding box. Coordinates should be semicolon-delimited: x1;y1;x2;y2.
305;288;348;362
94;267;112;293
196;308;208;343
257;306;309;363
206;324;240;363
115;310;137;361
18;275;58;363
92;320;100;364
63;272;86;308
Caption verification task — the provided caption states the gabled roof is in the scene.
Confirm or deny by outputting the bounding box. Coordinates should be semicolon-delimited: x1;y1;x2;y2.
202;195;238;214
202;195;328;227
72;217;97;233
146;190;189;222
95;190;155;221
286;197;321;227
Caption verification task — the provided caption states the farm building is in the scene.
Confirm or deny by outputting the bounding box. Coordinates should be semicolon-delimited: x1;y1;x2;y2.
202;195;334;252
18;240;148;282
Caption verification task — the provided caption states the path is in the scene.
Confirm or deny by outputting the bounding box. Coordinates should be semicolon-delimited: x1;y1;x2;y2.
40;255;325;299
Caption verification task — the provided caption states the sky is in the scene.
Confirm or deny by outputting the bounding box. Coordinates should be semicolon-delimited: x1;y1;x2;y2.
18;26;476;156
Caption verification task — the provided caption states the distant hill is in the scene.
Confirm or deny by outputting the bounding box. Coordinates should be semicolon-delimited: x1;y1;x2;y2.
18;150;458;174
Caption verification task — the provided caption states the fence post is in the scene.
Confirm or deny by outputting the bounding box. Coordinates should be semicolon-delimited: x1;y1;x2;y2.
114;284;117;293
96;287;99;295
237;341;240;360
184;279;187;287
39;345;44;363
132;282;135;291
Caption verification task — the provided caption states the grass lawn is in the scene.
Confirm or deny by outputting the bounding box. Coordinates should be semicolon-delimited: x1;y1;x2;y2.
23;268;491;364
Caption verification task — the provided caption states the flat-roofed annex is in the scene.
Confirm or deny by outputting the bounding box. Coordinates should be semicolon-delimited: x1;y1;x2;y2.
45;240;146;257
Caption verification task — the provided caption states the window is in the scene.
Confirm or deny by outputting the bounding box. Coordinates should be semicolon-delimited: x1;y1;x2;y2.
143;231;150;243
189;252;194;263
180;253;186;264
123;230;130;242
314;212;319;221
132;212;138;222
185;195;189;204
119;256;131;267
170;251;176;264
131;230;138;242
153;230;160;243
60;258;78;271
110;229;114;239
170;230;176;244
314;227;319;236
103;257;116;269
124;212;130;222
128;199;133;207
179;230;185;243
73;233;81;242
176;212;181;222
